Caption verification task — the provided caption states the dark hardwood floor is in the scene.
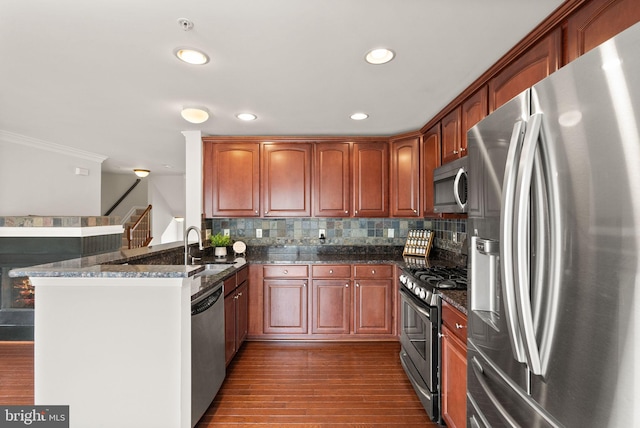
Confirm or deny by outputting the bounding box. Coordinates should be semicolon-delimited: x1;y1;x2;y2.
0;340;438;427
197;341;438;427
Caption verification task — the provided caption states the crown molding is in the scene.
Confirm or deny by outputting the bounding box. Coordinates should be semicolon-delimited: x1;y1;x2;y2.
0;129;108;163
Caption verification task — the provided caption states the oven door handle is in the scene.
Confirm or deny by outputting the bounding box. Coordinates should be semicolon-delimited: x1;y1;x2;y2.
400;288;432;320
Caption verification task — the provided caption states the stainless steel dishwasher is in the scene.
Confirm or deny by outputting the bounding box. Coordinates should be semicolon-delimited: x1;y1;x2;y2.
191;280;225;427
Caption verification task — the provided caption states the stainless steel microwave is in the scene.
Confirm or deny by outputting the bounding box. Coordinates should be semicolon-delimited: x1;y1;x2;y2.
433;156;468;214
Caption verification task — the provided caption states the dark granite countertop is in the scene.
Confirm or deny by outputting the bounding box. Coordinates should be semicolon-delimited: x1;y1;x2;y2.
439;290;468;315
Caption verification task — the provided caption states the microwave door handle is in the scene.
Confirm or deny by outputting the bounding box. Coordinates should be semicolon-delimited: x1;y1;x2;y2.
453;167;467;210
514;113;544;375
500;120;527;363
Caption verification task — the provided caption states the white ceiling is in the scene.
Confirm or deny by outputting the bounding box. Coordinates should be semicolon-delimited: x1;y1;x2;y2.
0;0;563;175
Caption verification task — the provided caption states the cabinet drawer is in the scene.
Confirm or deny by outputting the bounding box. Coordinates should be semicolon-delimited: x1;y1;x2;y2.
236;265;249;284
353;264;393;279
312;265;351;278
263;264;309;278
442;301;467;343
223;275;237;296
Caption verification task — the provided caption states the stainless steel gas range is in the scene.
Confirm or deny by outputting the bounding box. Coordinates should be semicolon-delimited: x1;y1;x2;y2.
398;259;467;423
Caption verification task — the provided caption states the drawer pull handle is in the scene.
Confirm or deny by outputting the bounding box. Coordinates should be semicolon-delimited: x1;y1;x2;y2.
455;322;465;329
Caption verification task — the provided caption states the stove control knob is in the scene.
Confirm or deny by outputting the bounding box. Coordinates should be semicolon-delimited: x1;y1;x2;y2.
419;289;427;300
399;275;407;284
407;281;414;290
414;286;421;296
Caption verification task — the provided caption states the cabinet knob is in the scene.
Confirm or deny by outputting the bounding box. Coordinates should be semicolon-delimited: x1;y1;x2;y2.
453;150;459;155
303;282;307;287
413;209;417;213
264;210;269;214
345;283;349;288
354;210;358;215
344;210;348;214
356;283;360;287
283;270;289;274
329;269;334;274
371;269;376;275
255;210;258;214
455;322;465;329
461;147;467;153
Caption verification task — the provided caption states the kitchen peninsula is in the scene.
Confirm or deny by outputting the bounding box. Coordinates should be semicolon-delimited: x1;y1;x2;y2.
9;242;232;428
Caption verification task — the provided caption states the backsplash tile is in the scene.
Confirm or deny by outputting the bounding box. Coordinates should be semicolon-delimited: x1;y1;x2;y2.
207;217;468;254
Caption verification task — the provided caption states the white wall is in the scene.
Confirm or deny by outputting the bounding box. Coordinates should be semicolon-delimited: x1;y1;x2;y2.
101;173;149;218
0;134;104;216
149;175;185;245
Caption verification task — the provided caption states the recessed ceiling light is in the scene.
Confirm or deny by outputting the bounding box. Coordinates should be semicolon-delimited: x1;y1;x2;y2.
175;48;209;65
365;48;395;65
181;107;209;124
350;112;369;121
236;113;257;121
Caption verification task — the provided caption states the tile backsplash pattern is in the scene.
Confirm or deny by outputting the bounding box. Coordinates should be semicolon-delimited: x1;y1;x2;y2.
207;217;467;253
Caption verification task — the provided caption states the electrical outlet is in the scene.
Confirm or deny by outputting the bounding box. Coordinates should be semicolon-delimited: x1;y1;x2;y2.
256;228;262;238
388;228;395;238
223;229;230;237
319;229;326;238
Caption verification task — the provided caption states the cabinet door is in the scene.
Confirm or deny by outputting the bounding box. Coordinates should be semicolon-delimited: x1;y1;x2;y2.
441;107;462;165
262;143;312;217
203;142;260;217
236;281;248;347
422;125;441;218
461;86;488;152
311;280;350;334
352;142;389;217
224;292;237;366
565;0;640;64
353;279;392;335
441;324;467;428
263;279;308;334
313;142;351;217
489;29;561;112
390;136;421;217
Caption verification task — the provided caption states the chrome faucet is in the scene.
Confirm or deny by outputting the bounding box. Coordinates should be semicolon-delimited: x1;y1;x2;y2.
184;226;204;265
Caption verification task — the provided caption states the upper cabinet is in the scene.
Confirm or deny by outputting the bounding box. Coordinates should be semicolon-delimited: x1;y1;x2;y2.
313;143;351;217
422;125;441;218
441;107;462;165
390;135;421;217
565;0;640;64
461;86;488;148
203;142;260;218
262;143;312;217
352;142;389;217
489;28;561;112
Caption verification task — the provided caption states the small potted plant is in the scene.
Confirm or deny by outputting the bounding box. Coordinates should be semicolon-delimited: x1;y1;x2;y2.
210;233;232;258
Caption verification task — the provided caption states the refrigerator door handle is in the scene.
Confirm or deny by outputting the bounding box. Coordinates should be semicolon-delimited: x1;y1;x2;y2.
499;119;527;363
514;113;544;375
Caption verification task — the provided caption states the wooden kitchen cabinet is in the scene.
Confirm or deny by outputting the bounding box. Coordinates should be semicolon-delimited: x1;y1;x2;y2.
352;142;389;217
441;107;463;165
565;0;640;64
313;142;351;217
422;124;441;218
353;265;393;335
461;86;488;149
263;264;309;334
488;28;561;112
441;300;467;428
262;143;312;217
224;265;249;366
203;142;260;218
311;265;351;335
390;135;421;217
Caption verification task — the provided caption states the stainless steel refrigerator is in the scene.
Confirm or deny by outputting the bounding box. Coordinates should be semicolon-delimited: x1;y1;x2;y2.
466;22;640;428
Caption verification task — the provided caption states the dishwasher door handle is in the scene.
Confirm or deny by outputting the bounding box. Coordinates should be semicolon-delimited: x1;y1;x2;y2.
191;283;223;316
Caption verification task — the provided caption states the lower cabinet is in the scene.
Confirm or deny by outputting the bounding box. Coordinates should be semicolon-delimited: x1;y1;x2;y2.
441;300;468;428
251;263;395;340
224;266;249;366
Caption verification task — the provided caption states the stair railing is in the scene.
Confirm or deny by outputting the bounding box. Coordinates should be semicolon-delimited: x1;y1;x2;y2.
126;204;152;249
104;179;141;216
